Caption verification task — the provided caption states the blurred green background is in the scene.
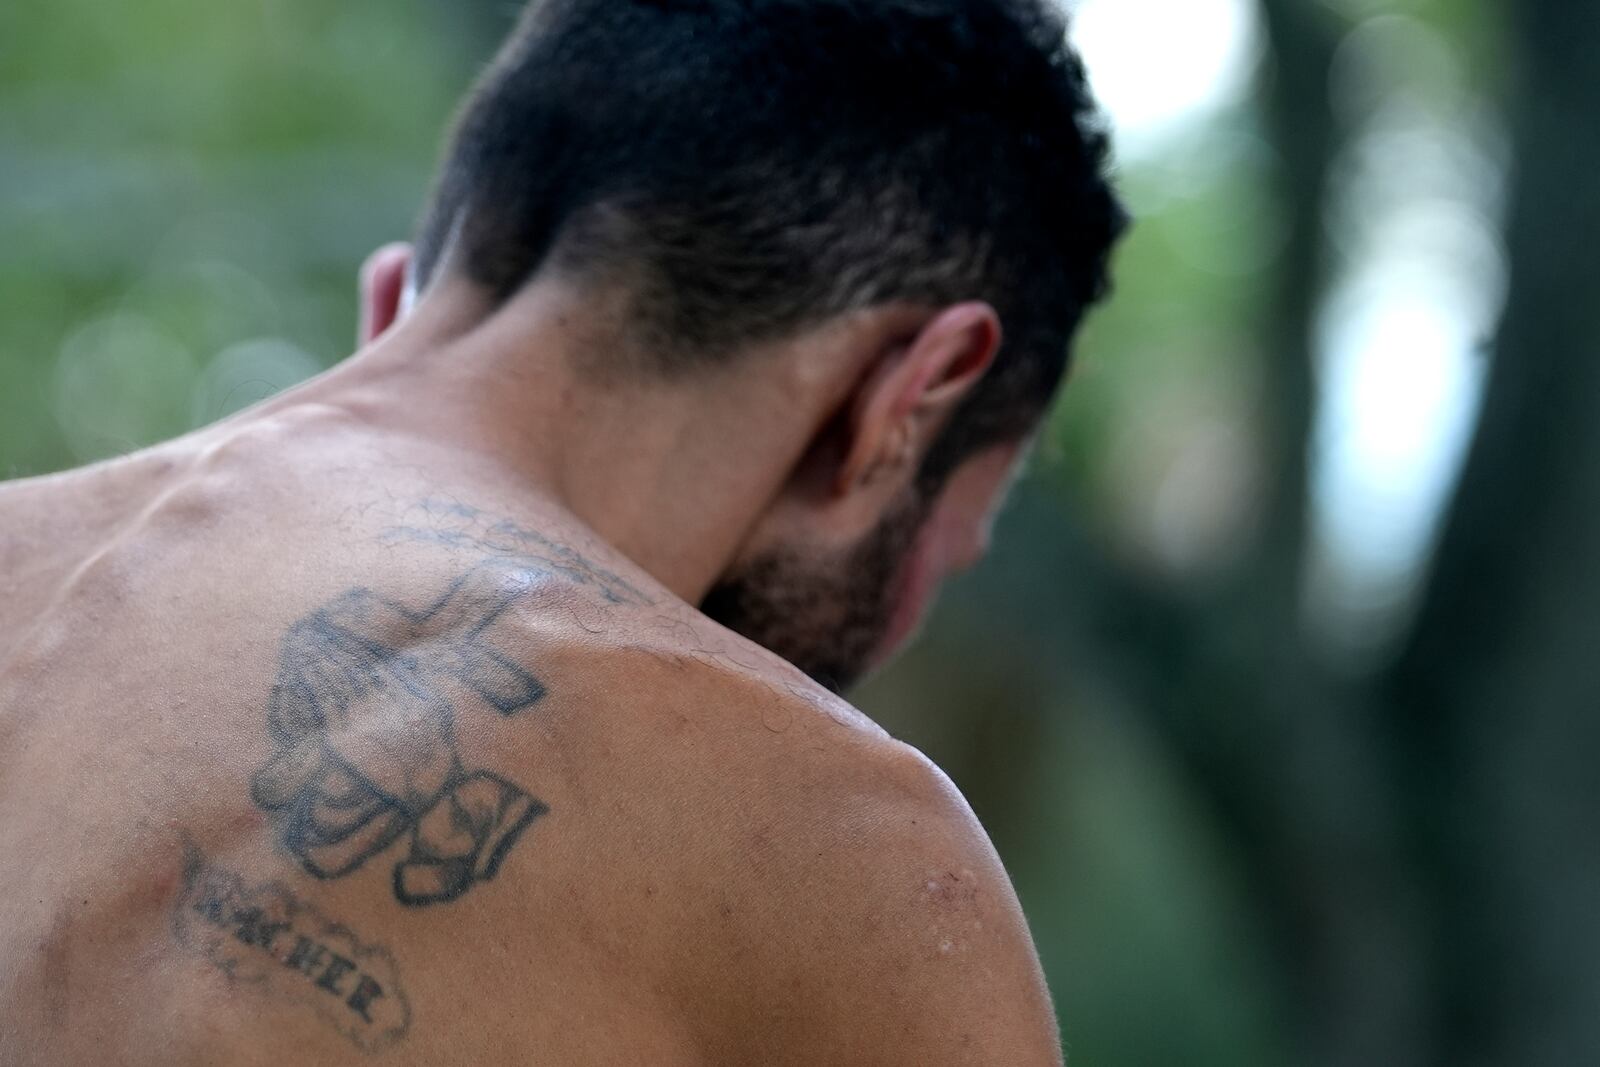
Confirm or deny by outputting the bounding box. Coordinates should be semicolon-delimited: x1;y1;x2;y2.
3;1;1597;1064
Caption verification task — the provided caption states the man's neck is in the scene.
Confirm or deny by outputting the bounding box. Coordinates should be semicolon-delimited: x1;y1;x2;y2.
279;279;836;604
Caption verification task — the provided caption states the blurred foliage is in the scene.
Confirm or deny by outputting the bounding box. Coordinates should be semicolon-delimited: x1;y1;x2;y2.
3;1;1596;1065
0;0;469;474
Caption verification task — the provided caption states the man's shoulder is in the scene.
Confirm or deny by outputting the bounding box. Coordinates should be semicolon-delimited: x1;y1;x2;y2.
680;682;999;922
527;609;981;897
549;608;984;877
606;648;1059;1063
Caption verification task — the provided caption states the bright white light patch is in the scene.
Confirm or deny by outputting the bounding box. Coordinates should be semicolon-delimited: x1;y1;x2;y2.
1305;81;1506;662
1315;271;1487;581
1068;0;1261;156
1306;255;1491;659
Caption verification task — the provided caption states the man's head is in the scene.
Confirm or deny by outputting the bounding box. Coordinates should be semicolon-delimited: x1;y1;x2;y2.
377;0;1126;691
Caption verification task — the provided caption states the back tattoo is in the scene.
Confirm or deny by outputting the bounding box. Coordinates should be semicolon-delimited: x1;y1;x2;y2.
251;500;650;906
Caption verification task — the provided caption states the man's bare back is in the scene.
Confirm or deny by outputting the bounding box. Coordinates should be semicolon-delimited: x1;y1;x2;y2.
1;0;1129;1058
0;405;1057;1064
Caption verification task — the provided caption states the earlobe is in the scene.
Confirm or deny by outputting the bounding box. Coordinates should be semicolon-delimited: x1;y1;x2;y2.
890;421;916;471
834;338;913;494
358;243;414;346
845;423;916;493
833;302;1002;497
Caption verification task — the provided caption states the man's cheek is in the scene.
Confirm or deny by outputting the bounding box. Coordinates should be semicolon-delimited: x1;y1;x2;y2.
925;508;984;578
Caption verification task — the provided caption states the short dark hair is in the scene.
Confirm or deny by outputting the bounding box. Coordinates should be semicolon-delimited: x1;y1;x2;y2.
414;0;1127;482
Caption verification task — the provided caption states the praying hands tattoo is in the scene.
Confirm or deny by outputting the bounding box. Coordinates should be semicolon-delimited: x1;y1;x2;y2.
250;563;549;906
251;503;648;906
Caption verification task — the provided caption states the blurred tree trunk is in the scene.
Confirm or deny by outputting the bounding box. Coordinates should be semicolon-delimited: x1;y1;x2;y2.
1229;3;1428;1063
1382;5;1600;1066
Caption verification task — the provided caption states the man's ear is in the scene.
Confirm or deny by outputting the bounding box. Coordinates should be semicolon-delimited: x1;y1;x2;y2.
358;243;413;346
835;302;1002;495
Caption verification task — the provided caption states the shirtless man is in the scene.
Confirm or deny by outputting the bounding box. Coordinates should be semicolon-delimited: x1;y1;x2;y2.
0;0;1125;1062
